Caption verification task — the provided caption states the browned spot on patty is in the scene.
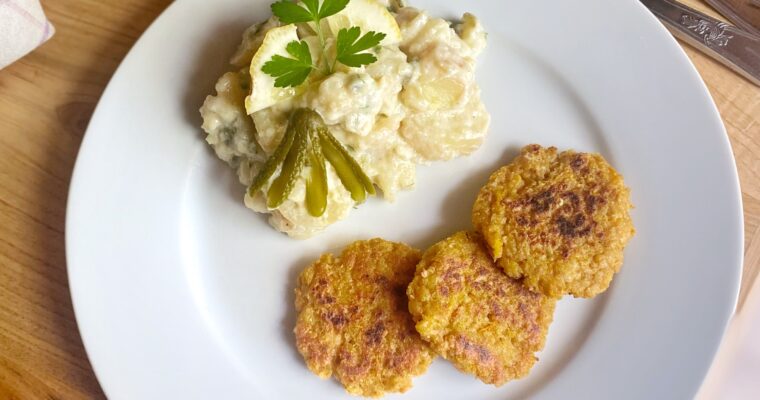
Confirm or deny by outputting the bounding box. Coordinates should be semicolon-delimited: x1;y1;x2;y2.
317;295;335;305
584;192;599;214
454;335;495;364
569;153;587;171
438;260;464;296
325;311;347;328
528;189;556;213
365;322;386;346
561;191;580;208
556;214;593;237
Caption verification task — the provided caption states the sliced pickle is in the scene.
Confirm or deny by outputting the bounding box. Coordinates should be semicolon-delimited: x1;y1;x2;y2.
319;127;375;196
305;132;328;216
248;114;298;197
320;131;366;203
249;107;375;215
267;119;308;208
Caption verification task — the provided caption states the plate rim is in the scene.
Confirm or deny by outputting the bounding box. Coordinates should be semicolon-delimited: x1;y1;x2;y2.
65;0;745;398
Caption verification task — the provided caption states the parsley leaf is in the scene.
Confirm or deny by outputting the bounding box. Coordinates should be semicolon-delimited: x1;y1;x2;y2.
270;0;349;24
318;0;349;19
335;27;386;68
270;1;313;24
261;40;314;88
301;0;320;16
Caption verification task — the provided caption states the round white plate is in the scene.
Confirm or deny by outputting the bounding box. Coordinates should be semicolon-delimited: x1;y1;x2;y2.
66;0;744;399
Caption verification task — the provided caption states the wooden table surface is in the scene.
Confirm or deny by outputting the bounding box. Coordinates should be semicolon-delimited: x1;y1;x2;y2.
0;0;757;398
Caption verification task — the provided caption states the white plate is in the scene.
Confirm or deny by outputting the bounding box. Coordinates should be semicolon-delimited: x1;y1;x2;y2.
66;0;744;399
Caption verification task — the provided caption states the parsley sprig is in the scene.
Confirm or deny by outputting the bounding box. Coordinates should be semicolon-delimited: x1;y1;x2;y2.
265;0;385;88
335;26;385;68
261;40;314;88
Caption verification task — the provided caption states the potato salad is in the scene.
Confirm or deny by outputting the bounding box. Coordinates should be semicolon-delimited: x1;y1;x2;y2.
200;0;489;238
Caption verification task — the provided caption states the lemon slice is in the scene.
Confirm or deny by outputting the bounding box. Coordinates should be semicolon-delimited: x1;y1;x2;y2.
245;24;301;114
325;0;401;45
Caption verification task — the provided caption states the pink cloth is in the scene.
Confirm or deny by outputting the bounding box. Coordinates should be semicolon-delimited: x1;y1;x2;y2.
0;0;54;69
698;276;760;399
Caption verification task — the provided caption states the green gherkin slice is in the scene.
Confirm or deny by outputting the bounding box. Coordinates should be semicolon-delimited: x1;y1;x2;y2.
305;129;328;217
319;127;376;196
319;130;366;203
248;107;375;215
267;117;308;209
248;114;298;197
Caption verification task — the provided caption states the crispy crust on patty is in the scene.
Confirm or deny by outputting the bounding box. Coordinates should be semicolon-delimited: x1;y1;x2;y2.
407;231;556;385
295;239;435;397
472;144;635;298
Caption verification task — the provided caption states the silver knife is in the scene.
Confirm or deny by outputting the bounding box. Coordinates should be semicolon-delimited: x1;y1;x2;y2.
641;0;760;86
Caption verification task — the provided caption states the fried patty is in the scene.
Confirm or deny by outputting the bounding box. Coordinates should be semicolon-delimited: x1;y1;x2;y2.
407;231;556;386
472;144;635;298
294;239;435;397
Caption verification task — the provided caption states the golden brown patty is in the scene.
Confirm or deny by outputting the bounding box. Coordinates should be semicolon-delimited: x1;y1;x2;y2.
472;144;635;298
407;231;556;386
294;239;435;397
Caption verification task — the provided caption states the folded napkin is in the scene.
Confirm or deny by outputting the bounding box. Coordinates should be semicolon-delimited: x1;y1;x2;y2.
0;0;54;69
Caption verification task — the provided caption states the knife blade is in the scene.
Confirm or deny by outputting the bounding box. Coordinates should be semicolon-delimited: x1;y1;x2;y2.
641;0;760;86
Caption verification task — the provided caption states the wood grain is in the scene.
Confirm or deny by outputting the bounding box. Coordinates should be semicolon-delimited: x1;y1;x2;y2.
0;1;170;398
0;0;757;398
679;0;760;313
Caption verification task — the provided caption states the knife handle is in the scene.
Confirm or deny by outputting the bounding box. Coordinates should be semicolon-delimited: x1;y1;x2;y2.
704;0;760;38
642;0;760;86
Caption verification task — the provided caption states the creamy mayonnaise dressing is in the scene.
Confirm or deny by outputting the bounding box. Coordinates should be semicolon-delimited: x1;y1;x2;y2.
200;5;489;238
